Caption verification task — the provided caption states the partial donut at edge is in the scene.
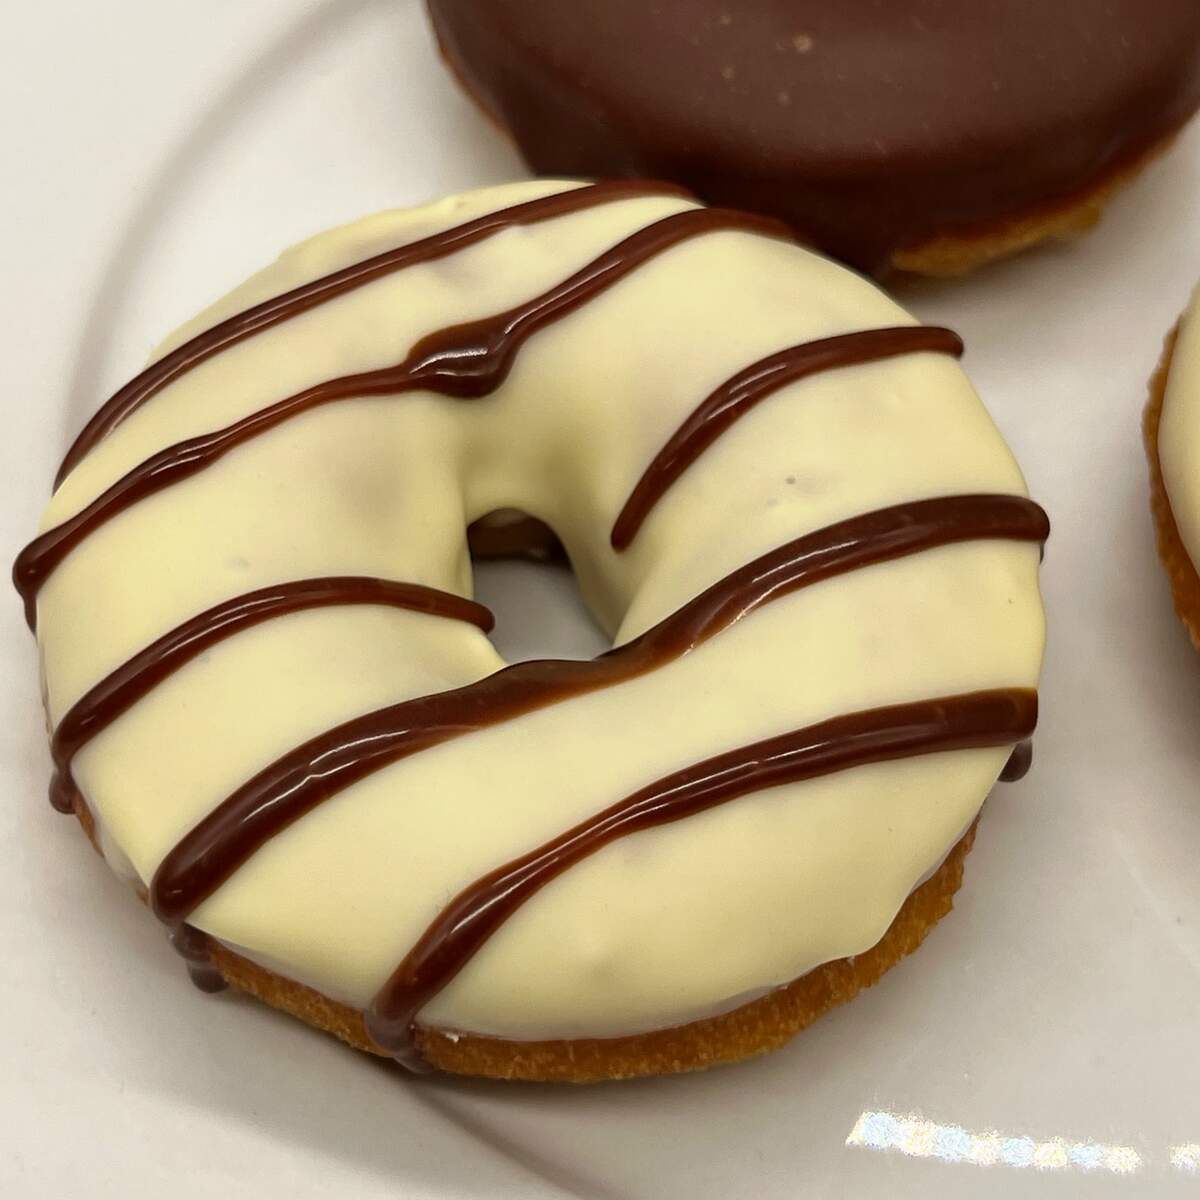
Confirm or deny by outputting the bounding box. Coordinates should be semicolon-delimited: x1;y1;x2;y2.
1144;325;1200;648
72;792;977;1083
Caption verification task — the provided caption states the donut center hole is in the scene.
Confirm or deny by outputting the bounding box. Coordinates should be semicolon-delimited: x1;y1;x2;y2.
468;513;608;663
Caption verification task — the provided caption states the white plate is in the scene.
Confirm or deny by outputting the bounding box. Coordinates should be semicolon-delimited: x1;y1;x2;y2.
4;2;1200;1196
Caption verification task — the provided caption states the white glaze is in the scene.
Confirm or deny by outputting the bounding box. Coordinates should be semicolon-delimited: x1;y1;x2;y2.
34;181;1045;1041
1159;285;1200;572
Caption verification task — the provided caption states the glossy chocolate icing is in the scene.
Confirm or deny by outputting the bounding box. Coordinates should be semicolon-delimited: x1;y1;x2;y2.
15;203;788;626
427;0;1200;272
366;687;1037;1062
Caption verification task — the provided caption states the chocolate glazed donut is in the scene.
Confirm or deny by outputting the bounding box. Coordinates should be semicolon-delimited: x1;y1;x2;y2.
426;0;1200;274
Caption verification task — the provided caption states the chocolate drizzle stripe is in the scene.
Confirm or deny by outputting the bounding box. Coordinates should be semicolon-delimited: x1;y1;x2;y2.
999;739;1033;782
364;686;1038;1060
149;493;1047;926
47;577;492;812
53;181;689;488
16;206;790;629
611;326;965;551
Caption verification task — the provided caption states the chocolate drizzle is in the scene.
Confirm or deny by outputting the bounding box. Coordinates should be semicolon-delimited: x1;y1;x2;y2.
47;577;492;812
19;180;1052;1069
149;493;1046;927
611;326;964;550
365;686;1038;1061
16;206;788;628
49;774;78;815
54;180;688;487
170;923;227;994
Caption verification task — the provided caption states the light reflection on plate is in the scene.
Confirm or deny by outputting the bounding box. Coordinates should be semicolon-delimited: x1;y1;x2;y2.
847;1110;1141;1174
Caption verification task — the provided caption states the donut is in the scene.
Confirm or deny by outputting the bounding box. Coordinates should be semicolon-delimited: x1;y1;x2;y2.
426;0;1200;276
16;180;1048;1081
1146;286;1200;645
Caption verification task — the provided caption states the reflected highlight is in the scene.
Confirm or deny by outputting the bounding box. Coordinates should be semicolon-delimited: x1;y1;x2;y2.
1172;1144;1200;1171
847;1110;1141;1174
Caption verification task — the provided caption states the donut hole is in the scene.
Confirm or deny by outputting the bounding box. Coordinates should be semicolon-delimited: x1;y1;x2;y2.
467;510;608;663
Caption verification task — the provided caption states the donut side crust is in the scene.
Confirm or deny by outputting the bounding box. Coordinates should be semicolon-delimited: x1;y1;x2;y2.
72;793;976;1082
891;132;1181;278
1143;325;1200;648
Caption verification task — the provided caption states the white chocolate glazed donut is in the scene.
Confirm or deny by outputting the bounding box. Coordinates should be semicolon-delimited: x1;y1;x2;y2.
19;180;1046;1060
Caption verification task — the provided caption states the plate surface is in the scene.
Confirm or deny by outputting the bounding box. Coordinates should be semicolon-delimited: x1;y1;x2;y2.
3;3;1200;1197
